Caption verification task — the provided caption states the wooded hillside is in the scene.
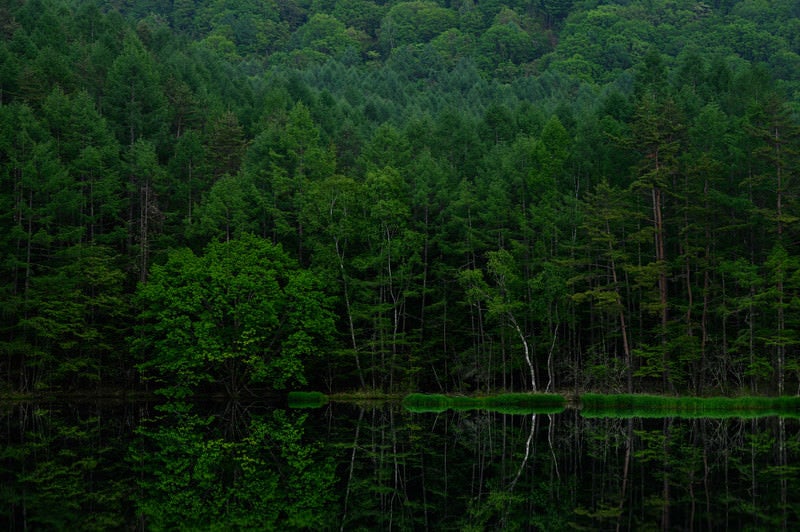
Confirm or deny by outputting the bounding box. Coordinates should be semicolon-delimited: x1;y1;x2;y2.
2;0;799;396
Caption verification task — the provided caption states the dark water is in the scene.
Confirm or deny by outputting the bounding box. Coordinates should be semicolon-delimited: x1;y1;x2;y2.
1;399;798;530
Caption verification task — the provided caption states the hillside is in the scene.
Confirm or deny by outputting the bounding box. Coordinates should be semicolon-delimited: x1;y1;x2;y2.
1;0;799;396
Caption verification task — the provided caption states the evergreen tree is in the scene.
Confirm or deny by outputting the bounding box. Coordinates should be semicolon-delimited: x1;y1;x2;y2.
104;32;166;146
628;90;686;390
125;139;165;282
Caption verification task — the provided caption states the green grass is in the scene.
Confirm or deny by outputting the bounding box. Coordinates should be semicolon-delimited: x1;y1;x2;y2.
287;391;800;418
402;393;566;414
579;393;800;419
287;391;329;409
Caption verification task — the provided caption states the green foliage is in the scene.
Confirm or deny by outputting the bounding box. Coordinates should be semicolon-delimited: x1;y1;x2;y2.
1;0;800;397
134;234;336;396
104;32;166;145
291;14;362;60
580;393;800;419
288;390;329;408
134;407;337;529
1;404;134;529
8;394;800;530
475;10;550;76
379;2;458;52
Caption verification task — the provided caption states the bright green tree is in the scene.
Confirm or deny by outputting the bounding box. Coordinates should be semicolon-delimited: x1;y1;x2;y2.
379;1;458;52
134;234;335;397
291;13;362;59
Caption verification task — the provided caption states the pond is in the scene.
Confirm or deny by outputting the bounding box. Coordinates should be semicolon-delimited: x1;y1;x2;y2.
1;399;798;530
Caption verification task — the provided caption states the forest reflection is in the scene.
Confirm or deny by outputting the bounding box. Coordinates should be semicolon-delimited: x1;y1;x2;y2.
1;400;798;530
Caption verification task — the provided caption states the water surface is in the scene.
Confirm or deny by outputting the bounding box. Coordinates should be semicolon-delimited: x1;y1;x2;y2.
1;400;798;530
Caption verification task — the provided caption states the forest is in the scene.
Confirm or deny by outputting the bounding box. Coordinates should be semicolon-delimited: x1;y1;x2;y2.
1;0;800;398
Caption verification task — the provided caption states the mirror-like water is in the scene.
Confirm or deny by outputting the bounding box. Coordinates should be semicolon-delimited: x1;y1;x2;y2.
1;400;798;530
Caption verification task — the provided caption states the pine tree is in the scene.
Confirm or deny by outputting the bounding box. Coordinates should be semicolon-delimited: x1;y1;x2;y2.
104;32;166;146
628;91;685;390
745;94;800;393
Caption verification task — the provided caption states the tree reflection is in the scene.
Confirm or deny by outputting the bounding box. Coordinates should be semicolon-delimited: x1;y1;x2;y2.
2;401;799;529
0;401;144;530
132;401;337;529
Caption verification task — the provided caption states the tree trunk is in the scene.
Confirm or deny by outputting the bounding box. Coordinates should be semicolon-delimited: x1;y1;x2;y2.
509;313;535;392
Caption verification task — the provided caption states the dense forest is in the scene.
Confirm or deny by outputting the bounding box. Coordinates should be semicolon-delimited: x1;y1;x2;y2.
2;0;800;398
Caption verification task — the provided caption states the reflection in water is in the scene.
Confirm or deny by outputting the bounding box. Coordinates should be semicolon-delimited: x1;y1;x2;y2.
0;400;150;530
1;401;798;529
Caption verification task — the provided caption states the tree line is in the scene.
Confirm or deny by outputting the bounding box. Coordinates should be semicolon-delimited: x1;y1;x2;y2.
1;0;799;396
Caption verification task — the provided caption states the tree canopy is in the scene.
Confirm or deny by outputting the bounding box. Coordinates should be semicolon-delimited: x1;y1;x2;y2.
1;0;799;396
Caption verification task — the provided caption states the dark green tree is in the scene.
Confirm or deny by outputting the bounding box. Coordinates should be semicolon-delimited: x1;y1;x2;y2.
627;91;686;390
104;32;166;146
125;139;165;282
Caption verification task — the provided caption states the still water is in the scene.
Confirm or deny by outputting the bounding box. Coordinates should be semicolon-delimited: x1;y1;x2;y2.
1;399;798;530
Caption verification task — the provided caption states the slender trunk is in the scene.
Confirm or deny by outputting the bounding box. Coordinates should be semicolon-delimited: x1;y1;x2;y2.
778;276;785;395
140;180;150;282
750;419;757;523
775;125;785;395
186;160;193;224
546;321;558;392
509;313;535;392
384;223;402;392
12;168;23;296
700;264;710;391
608;220;633;393
661;418;671;531
548;413;560;481
749;288;756;393
702;419;712;531
682;174;694;391
466;205;486;390
652;185;669;389
685;248;695;388
440;280;448;392
775;125;783;237
340;408;364;531
747;169;756;393
25;188;33;297
509;414;536;490
721;273;730;393
779;416;788;530
700;176;711;393
336;236;365;389
420;204;430;387
617;418;633;532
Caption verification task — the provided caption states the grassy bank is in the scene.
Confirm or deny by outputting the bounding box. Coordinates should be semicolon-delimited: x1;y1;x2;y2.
580;393;800;419
402;393;567;414
286;390;800;418
287;391;329;409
